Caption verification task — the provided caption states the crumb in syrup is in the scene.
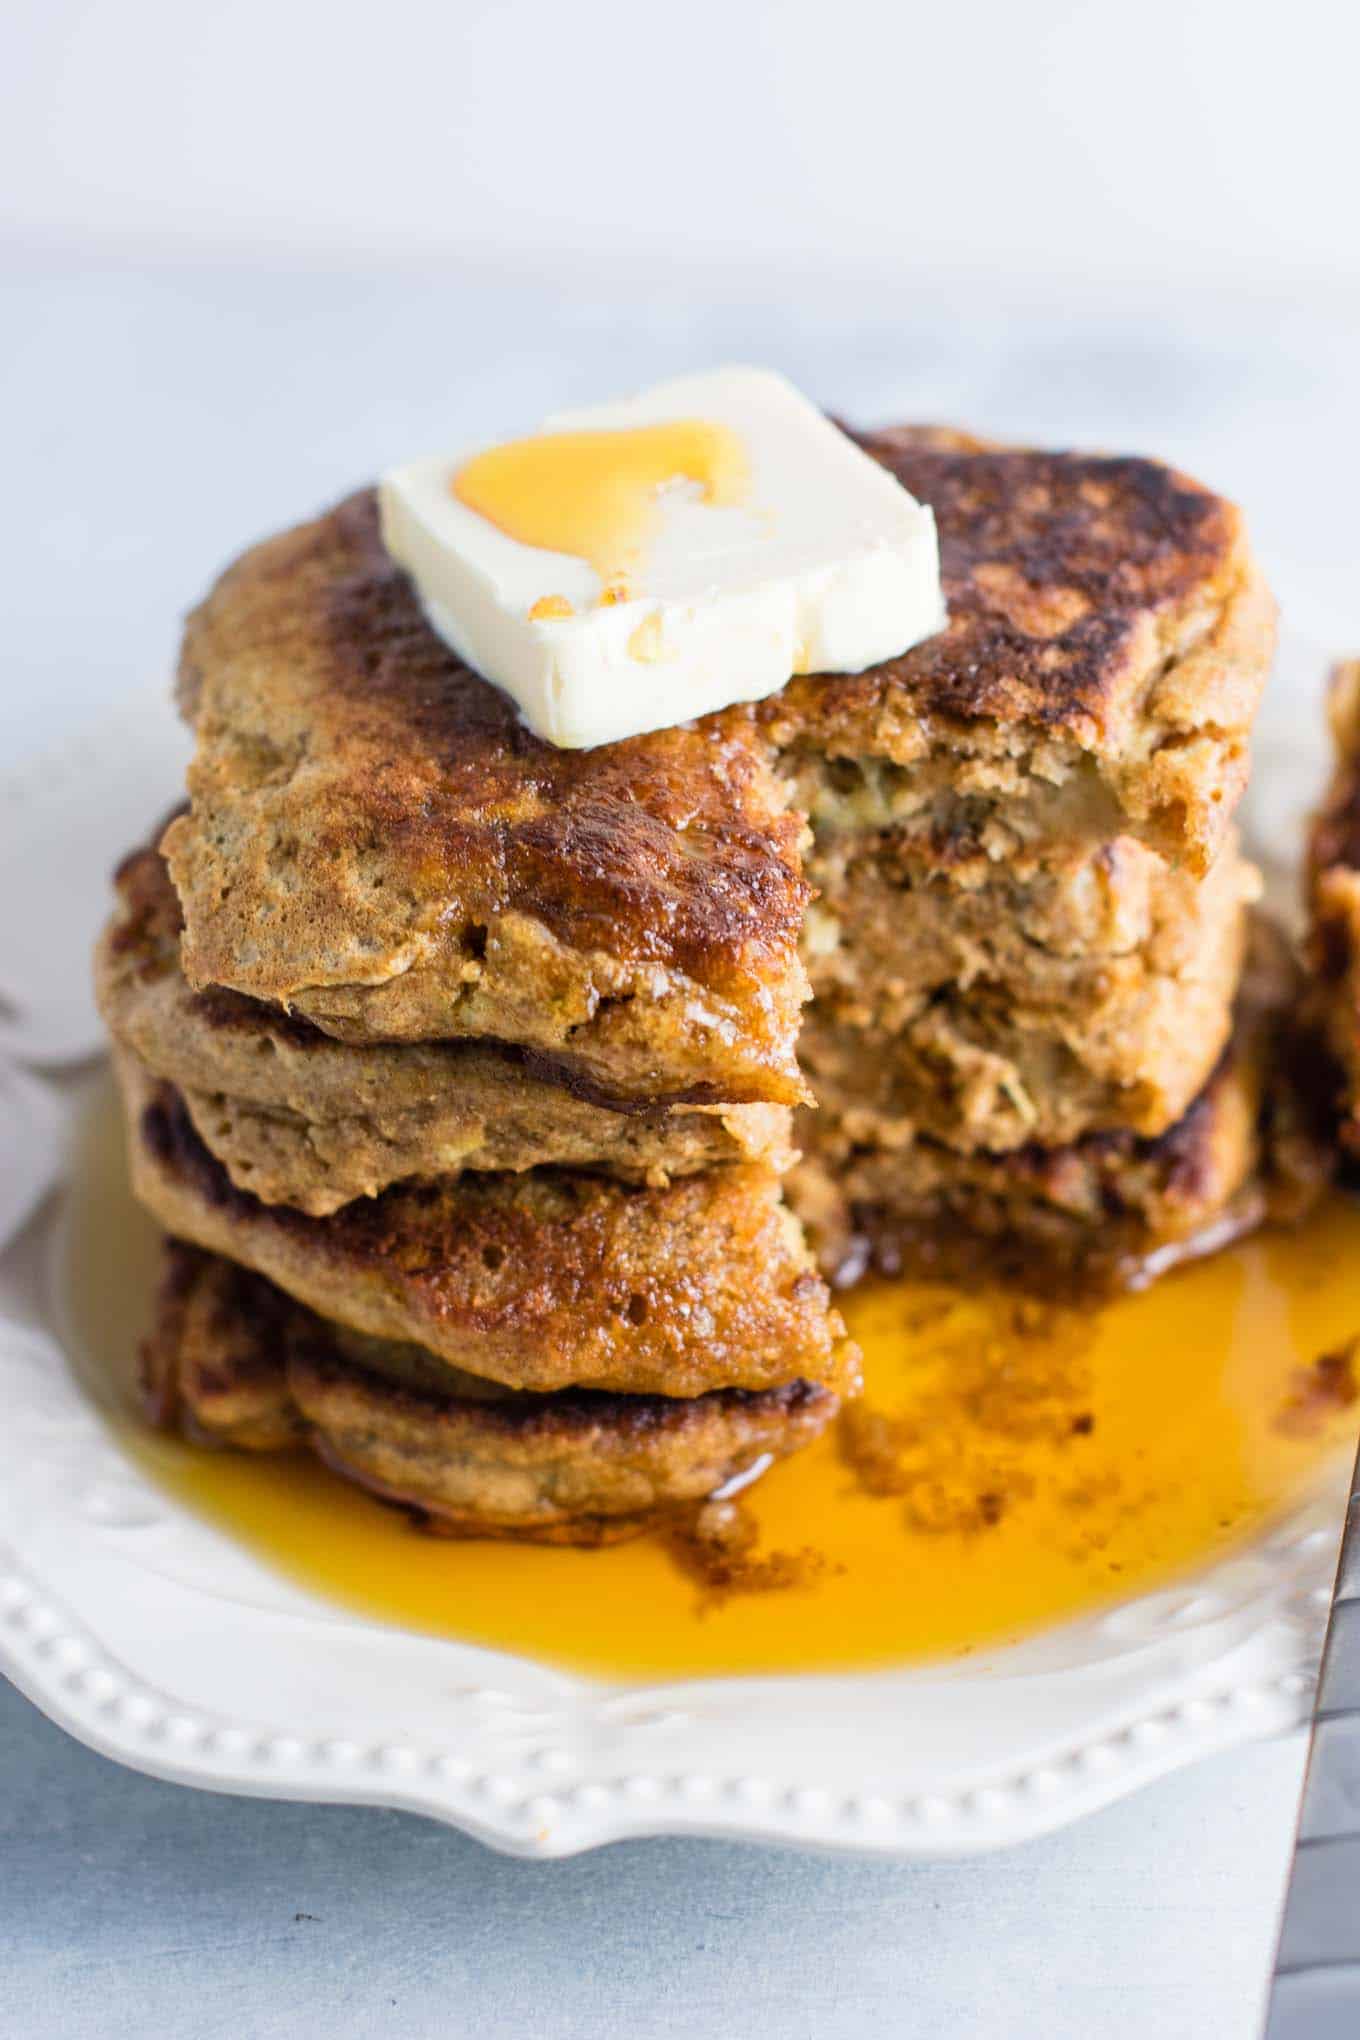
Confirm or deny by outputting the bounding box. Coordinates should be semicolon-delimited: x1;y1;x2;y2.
664;1496;829;1609
1275;1339;1359;1438
838;1291;1106;1539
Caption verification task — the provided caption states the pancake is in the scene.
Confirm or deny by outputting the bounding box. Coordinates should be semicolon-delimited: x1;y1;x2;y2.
763;432;1272;878
118;1051;859;1399
163;487;812;1105
791;917;1319;1289
800;830;1254;1151
161;432;1272;1101
143;1242;836;1544
1306;657;1360;1148
97;844;792;1214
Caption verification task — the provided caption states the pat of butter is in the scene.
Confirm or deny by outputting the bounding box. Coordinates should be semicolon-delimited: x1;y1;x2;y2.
378;367;945;749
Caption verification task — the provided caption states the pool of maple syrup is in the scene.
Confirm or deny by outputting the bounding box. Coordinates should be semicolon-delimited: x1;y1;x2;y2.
55;1074;1360;1680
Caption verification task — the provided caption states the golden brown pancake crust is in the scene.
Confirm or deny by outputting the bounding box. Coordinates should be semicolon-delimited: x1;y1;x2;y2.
831;434;1262;734
165;490;812;1101
120;1052;858;1399
162;432;1271;1097
760;433;1272;874
143;1242;836;1543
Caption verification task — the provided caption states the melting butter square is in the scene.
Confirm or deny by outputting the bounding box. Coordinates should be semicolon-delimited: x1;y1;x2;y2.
379;366;945;749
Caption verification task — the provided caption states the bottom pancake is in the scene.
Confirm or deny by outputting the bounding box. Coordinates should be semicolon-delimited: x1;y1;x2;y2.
142;1241;839;1544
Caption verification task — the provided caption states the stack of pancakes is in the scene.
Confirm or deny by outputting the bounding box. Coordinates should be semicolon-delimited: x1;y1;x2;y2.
98;426;1287;1542
1306;657;1360;1148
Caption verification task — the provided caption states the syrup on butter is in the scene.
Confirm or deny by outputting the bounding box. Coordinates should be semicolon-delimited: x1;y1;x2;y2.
379;367;945;749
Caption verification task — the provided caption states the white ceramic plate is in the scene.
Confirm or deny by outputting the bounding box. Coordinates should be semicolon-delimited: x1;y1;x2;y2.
0;653;1349;1859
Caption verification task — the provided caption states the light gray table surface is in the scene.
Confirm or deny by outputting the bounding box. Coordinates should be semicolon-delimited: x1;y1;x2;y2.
0;1676;1312;2040
4;246;1359;2038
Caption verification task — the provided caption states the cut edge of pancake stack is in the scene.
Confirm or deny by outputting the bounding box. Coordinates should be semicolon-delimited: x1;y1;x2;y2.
97;424;1323;1545
1304;656;1360;1154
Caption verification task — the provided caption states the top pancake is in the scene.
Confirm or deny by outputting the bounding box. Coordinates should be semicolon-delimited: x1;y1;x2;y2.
788;431;1268;762
164;430;1271;1095
166;490;812;1101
